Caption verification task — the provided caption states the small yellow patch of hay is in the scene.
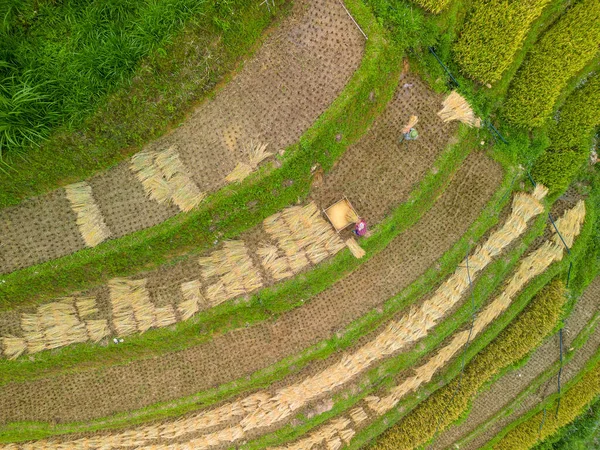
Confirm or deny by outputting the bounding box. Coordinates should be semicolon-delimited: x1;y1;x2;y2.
131;146;205;212
178;279;204;321
438;91;481;128
64;181;112;247
345;237;366;259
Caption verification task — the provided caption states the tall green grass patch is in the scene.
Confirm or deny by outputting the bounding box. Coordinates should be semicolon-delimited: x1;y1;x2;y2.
503;0;600;128
453;0;553;84
0;0;261;158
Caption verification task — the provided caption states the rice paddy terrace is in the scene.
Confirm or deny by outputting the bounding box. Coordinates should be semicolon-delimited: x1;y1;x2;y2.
0;0;599;449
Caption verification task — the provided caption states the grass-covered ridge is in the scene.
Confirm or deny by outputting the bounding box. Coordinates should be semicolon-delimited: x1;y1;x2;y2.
0;0;285;206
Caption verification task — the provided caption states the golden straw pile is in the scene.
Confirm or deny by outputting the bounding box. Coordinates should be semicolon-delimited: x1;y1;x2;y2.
64;182;112;247
366;200;586;415
0;297;108;360
345;237;366;259
438;91;482;128
199;241;263;307
261;202;345;279
110;278;177;336
225;141;272;183
130;145;205;212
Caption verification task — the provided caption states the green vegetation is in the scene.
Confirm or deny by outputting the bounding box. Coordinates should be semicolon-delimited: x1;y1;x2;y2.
0;0;282;206
453;0;552;84
532;72;600;193
503;0;600;128
370;279;568;449
411;0;453;14
535;397;600;450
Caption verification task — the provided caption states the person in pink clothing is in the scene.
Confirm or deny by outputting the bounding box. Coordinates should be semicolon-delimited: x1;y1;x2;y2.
354;219;367;237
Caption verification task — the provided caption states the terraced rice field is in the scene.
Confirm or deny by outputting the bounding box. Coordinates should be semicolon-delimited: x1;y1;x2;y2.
1;0;598;449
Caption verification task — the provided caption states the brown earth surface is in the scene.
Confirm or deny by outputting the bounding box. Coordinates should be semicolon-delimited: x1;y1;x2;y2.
0;151;502;424
0;71;457;344
431;275;600;450
0;0;364;275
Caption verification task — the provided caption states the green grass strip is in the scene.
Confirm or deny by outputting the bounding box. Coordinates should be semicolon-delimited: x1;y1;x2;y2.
0;0;397;309
0;138;515;442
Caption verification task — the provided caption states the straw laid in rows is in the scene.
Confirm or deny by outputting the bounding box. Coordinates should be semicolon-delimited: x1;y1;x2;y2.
131;146;205;212
64;182;112;247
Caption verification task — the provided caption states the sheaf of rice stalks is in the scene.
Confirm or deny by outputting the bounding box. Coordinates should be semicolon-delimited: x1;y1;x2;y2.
64;182;112;247
131;146;205;212
225;141;271;183
345;237;366;259
13;191;560;449
75;297;99;318
0;336;27;359
85;320;110;342
179;279;204;321
257;244;294;281
438;91;482;128
109;278;154;336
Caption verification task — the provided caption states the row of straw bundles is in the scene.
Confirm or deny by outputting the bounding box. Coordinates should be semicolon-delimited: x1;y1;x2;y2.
1;297;108;360
64;182;112;247
12;190;552;449
110;278;177;336
199;241;263;306
366;201;585;415
438;91;482;128
225;141;272;183
130;145;205;212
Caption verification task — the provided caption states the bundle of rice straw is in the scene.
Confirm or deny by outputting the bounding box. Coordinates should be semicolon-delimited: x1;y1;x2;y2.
257;244;294;280
178;279;205;321
64;181;112;247
438;91;482;128
225;141;272;183
401;115;419;134
130;146;205;212
345;238;366;259
1;336;27;359
109;278;155;335
551;200;586;248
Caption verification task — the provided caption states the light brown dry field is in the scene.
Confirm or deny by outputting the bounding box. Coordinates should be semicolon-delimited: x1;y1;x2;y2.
0;0;365;275
0;71;457;350
0;151;502;425
431;274;600;450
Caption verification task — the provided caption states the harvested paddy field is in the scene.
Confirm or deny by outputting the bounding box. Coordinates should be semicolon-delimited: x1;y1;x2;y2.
0;151;502;424
0;0;364;274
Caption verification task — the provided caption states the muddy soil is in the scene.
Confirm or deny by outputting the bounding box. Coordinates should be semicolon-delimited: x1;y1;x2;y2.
0;151;502;424
0;0;364;275
432;276;600;450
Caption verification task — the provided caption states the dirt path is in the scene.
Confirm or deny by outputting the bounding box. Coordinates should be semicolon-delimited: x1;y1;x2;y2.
431;275;600;450
0;151;502;424
0;0;365;275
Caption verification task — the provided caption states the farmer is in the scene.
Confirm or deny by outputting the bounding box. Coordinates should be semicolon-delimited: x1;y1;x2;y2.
399;115;419;146
354;218;367;237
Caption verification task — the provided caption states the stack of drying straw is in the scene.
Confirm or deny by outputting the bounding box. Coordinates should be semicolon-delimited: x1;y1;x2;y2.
131;145;205;212
366;200;586;415
110;278;177;337
1;297;109;360
438;91;482;128
225;141;272;183
199;241;263;306
65;182;112;247
260;202;345;280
